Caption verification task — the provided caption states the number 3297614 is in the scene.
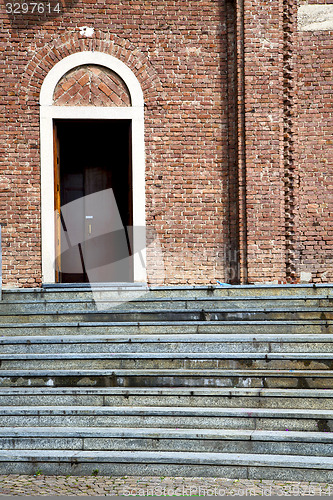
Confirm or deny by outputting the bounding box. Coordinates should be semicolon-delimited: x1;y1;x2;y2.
6;3;61;14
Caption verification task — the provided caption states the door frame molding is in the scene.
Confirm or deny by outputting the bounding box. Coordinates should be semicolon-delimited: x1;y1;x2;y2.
40;52;146;284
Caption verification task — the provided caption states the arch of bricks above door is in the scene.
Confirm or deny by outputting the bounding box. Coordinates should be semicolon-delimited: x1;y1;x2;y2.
39;51;144;108
20;32;163;109
53;64;131;107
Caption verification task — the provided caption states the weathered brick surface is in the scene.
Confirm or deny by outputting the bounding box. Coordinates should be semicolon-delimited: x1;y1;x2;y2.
241;0;286;284
0;0;331;286
53;65;131;106
294;29;333;283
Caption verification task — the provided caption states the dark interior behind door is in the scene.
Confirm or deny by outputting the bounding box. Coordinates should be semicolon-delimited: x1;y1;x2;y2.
54;119;133;283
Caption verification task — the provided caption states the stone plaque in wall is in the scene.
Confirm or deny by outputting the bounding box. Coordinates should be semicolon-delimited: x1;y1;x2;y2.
298;4;333;31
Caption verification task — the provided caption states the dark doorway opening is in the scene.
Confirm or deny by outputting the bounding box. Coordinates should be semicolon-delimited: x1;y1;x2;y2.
54;119;133;283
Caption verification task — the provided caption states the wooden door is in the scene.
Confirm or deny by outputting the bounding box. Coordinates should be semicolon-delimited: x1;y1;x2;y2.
53;124;61;282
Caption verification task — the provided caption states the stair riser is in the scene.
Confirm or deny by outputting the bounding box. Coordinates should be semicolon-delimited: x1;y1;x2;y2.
1;375;333;389
2;341;333;354
2;291;150;302
1;298;331;314
0;324;331;336
2;359;333;370
2;395;333;409
1;437;332;456
3;286;333;302
3;460;333;482
1;460;333;482
0;415;330;432
1;311;332;323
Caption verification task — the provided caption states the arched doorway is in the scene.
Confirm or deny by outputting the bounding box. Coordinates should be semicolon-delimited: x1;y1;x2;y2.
40;52;146;284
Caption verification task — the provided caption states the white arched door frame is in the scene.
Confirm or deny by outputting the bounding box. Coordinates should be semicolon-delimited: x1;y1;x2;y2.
40;52;146;284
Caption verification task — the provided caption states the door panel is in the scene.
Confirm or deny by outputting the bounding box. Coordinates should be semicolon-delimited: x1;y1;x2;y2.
53;125;61;282
82;188;130;282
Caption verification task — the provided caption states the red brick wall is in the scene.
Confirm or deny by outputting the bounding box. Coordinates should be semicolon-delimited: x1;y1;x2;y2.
295;26;333;282
0;0;332;287
236;0;332;284
0;0;234;287
240;0;286;284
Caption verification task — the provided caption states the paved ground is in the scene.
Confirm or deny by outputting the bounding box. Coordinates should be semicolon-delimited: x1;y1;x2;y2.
0;475;333;496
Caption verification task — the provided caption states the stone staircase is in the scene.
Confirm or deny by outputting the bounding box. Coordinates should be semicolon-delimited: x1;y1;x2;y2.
0;284;333;480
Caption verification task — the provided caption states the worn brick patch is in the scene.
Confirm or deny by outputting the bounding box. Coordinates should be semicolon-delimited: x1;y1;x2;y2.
53;65;131;107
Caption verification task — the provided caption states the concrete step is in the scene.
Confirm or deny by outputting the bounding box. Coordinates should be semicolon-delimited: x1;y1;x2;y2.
0;308;332;324
0;285;332;480
0;406;332;432
0;296;332;314
2;448;333;481
2;449;333;481
1;352;333;371
1;368;333;388
1;387;333;409
2;284;333;302
0;320;331;337
1;427;332;456
1;334;333;354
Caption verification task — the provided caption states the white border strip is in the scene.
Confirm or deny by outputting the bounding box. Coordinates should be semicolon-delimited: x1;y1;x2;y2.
40;52;146;284
40;52;144;107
